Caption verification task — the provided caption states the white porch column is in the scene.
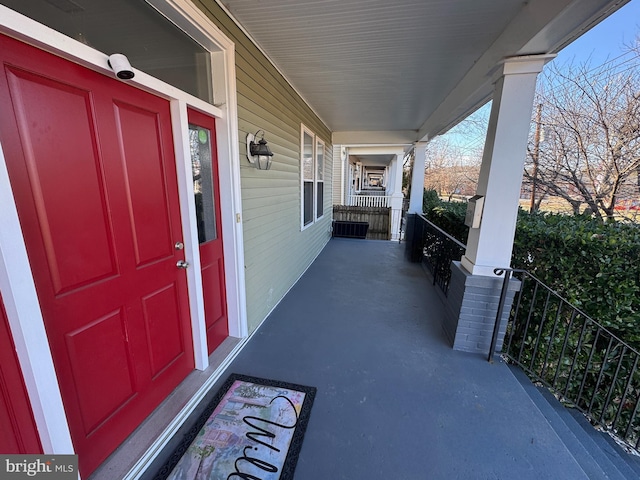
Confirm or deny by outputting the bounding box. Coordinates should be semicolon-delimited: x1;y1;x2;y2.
461;55;555;276
390;153;404;240
408;142;427;214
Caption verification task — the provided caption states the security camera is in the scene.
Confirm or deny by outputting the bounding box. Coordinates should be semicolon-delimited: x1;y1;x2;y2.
107;54;135;80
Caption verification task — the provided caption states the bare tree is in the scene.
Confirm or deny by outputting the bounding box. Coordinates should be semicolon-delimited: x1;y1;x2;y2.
421;103;488;201
523;52;640;221
424;136;480;200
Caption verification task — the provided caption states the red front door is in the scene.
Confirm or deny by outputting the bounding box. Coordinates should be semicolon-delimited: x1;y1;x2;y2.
187;108;228;353
0;295;43;454
0;35;194;475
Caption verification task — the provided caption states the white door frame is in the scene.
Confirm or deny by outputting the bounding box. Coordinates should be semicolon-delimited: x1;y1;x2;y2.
0;0;247;456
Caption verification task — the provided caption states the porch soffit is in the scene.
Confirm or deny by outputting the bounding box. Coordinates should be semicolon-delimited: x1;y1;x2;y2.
218;0;629;143
349;154;395;167
348;145;405;167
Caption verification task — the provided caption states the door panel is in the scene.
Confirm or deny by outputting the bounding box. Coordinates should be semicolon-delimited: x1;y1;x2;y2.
6;67;118;295
64;310;137;434
202;258;227;347
0;295;43;454
114;101;175;265
0;34;194;476
187;108;228;353
141;283;186;378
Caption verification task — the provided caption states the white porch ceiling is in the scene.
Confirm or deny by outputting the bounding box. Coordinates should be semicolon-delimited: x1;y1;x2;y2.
220;0;629;144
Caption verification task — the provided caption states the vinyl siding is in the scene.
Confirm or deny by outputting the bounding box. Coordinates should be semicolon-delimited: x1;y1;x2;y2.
194;0;333;332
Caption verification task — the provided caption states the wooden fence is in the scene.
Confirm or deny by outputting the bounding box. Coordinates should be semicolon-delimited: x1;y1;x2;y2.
332;205;390;240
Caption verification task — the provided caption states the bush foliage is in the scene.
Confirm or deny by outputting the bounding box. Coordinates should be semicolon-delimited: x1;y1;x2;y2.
512;211;640;344
422;189;640;344
422;190;468;243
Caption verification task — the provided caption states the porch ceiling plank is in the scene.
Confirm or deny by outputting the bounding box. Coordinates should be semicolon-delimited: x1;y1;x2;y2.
218;0;628;142
197;0;333;139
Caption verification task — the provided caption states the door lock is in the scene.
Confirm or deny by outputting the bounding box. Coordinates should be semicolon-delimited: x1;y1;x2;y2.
176;260;189;269
175;241;184;250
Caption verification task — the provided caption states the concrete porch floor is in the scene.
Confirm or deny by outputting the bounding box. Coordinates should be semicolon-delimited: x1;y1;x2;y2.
144;238;589;479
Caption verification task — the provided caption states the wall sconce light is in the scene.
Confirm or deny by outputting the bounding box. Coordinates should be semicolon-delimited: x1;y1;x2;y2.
246;130;274;170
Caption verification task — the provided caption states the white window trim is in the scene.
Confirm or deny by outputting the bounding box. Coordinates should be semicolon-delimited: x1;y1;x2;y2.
300;124;315;230
0;0;247;462
315;137;325;221
300;124;326;230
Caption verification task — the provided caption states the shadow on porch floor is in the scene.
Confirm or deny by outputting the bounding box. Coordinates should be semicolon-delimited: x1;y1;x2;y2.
145;238;588;479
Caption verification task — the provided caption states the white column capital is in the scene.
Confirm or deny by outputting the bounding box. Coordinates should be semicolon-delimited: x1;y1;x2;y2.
496;54;556;79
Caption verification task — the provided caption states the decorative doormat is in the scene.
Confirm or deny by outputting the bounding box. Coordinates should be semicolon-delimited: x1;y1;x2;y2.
153;374;316;480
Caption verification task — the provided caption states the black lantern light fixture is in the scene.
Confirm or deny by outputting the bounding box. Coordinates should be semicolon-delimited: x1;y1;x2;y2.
246;130;274;170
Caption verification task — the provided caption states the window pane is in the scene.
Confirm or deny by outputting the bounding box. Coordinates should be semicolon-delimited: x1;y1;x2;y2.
189;124;217;243
1;0;213;103
316;140;324;181
303;182;313;226
303;132;314;181
316;183;324;218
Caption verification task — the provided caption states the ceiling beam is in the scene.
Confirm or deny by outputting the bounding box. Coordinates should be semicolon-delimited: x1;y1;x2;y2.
348;146;406;156
332;130;416;146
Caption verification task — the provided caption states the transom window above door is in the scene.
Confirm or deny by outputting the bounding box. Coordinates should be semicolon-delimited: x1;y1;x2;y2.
0;0;213;103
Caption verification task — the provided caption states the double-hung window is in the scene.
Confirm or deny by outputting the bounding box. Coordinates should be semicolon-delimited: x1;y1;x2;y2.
301;125;325;228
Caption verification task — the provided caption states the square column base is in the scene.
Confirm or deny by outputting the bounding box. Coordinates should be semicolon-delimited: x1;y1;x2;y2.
443;261;520;355
404;214;424;262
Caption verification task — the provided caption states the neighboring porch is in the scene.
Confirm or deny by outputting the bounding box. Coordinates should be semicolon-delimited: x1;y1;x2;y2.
333;146;407;241
125;238;635;479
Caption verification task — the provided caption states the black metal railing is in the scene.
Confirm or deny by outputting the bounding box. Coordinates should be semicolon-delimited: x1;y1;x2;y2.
417;214;466;294
499;268;640;452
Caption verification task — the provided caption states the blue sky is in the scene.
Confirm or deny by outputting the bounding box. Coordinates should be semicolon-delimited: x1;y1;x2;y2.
557;0;639;65
439;0;640;160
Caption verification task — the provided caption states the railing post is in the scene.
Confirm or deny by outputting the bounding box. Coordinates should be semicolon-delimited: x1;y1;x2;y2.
488;268;512;363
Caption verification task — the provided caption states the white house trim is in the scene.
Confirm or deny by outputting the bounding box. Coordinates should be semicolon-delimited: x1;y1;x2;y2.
170;100;210;370
300;123;317;231
0;0;247;458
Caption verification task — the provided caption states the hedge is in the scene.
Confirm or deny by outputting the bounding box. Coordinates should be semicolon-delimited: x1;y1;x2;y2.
422;190;640;345
512;211;640;345
422;190;469;243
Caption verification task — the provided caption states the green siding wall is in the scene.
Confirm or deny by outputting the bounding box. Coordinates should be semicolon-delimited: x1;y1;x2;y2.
193;0;333;333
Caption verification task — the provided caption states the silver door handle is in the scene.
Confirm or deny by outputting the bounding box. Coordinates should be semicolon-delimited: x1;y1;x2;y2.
176;260;189;269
